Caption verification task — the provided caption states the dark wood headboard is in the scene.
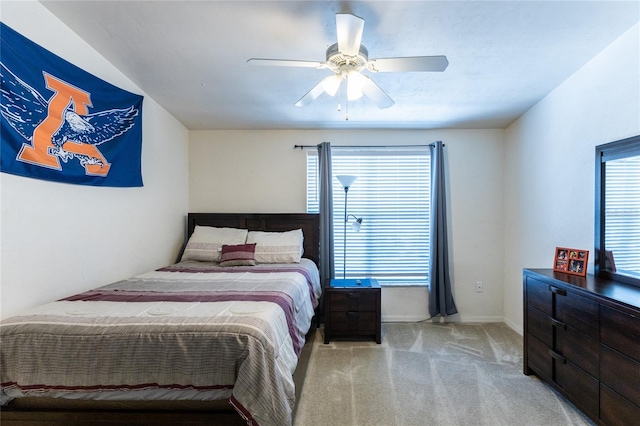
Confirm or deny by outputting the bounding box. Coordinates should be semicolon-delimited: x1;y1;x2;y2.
185;213;320;267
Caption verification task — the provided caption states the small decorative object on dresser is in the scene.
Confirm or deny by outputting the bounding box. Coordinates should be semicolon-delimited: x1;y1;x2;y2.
324;278;381;344
553;246;588;276
604;250;616;272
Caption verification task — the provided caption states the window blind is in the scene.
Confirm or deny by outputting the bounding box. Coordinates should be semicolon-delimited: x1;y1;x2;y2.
307;148;431;285
604;154;640;276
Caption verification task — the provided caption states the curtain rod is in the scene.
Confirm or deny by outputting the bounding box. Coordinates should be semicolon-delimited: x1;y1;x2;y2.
293;142;443;150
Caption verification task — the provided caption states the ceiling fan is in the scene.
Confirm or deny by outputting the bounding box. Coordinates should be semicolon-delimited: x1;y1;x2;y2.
247;13;449;111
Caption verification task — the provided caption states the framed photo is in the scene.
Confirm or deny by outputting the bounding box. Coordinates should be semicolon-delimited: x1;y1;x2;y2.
553;247;588;277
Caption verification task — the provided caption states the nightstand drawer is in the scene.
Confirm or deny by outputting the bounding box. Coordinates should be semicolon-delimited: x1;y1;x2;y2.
329;311;377;332
327;291;377;312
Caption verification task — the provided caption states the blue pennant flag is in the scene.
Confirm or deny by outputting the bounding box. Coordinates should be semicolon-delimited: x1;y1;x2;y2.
1;22;144;187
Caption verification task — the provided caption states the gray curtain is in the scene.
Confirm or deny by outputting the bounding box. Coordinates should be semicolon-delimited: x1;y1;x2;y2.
318;142;335;282
428;141;458;318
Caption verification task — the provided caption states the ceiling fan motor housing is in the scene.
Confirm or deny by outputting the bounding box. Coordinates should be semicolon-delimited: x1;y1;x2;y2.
326;43;369;73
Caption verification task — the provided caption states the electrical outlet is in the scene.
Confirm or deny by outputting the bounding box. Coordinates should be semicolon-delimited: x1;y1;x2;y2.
476;282;483;292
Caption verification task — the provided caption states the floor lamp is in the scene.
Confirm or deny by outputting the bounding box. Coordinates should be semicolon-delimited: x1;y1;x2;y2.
336;175;363;279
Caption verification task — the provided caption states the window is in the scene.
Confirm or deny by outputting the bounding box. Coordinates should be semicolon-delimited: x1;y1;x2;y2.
595;135;640;286
307;148;430;286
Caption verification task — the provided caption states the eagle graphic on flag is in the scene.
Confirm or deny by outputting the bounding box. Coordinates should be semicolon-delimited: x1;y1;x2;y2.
1;22;144;187
1;63;138;168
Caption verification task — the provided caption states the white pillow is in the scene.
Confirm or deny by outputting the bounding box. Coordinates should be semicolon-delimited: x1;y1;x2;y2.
181;226;248;262
246;229;304;264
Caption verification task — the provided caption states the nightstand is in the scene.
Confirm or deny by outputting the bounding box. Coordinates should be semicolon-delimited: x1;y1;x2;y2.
324;278;381;344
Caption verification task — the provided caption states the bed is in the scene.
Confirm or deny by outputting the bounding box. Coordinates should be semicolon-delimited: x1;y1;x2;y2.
1;213;321;426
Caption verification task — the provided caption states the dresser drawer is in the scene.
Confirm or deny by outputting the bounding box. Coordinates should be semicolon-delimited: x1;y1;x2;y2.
527;305;599;377
601;305;640;361
556;324;599;378
555;356;600;420
528;333;599;419
600;384;640;426
555;290;599;339
600;344;640;406
526;277;599;338
327;291;377;312
526;334;552;382
527;305;552;347
526;277;552;315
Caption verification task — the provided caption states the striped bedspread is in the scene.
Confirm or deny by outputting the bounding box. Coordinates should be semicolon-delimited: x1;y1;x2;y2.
1;259;321;426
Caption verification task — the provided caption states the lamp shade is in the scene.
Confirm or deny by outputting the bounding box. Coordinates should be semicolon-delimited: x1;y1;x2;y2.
351;217;363;232
337;175;357;189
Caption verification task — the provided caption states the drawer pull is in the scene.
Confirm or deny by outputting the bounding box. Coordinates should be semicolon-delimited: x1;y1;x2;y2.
549;286;567;296
548;349;566;364
549;317;567;329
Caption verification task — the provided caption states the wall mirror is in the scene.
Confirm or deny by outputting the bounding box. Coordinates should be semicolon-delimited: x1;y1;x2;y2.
595;135;640;287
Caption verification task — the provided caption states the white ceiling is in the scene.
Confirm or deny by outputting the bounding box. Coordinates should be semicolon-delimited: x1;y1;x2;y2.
40;1;639;130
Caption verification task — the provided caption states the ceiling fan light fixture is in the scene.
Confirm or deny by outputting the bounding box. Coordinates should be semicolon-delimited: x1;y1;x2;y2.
347;86;363;100
248;13;449;111
322;74;343;96
347;71;366;100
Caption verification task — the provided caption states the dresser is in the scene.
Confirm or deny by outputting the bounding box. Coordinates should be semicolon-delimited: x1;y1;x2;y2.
523;269;640;425
324;278;381;344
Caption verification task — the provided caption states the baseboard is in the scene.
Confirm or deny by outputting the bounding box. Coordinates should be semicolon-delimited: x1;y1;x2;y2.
457;315;504;323
382;315;431;322
503;316;523;335
382;315;504;323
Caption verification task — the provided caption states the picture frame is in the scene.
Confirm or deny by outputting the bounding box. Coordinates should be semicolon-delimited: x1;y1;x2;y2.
553;247;589;277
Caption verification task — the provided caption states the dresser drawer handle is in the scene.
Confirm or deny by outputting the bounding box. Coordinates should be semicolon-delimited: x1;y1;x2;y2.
548;349;566;364
549;286;567;296
549;317;567;329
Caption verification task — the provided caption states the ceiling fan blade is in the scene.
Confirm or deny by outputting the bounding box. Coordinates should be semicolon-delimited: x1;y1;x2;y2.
247;58;325;68
336;13;364;56
360;75;394;109
368;56;449;72
295;80;326;107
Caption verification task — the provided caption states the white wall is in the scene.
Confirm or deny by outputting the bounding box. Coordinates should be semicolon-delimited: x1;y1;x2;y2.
190;129;505;322
0;1;190;318
503;23;640;333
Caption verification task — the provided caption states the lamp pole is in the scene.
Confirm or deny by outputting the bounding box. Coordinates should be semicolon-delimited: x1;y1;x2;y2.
336;175;357;279
342;185;349;278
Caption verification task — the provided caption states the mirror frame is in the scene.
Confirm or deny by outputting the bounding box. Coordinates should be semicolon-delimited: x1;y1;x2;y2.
594;134;640;287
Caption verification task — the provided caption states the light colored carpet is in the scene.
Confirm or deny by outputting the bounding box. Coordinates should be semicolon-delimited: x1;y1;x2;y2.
294;322;595;426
